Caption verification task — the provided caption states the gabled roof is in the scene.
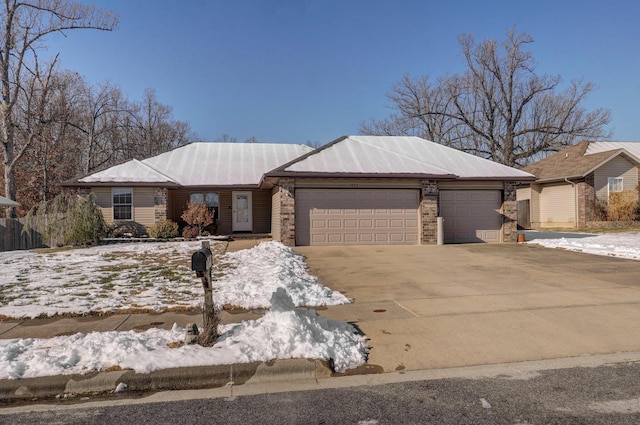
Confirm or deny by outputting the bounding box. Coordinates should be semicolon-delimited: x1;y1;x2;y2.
523;141;640;182
71;143;315;187
267;136;534;180
78;159;178;185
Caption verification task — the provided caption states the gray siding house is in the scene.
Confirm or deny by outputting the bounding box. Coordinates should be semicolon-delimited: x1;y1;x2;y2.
518;141;640;228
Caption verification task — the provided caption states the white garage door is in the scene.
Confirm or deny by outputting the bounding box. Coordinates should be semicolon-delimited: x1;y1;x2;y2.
539;184;576;226
296;189;420;246
439;190;502;243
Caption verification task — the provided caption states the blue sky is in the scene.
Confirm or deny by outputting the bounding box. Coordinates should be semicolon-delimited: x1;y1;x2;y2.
46;0;640;144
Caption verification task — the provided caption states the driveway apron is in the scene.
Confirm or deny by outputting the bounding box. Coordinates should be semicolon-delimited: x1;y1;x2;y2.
295;244;640;373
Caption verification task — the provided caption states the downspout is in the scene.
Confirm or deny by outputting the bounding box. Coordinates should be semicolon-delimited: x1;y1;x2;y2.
564;178;578;228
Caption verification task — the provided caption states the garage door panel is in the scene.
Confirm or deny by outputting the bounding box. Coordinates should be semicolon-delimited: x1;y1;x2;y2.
440;190;502;243
296;189;420;246
359;219;373;228
375;219;389;228
311;219;327;229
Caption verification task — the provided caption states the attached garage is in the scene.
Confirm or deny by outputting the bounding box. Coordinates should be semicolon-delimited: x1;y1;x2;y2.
539;183;576;227
295;189;420;246
439;190;502;243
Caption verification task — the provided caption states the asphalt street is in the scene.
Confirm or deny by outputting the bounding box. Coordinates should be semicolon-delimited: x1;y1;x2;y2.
4;360;640;424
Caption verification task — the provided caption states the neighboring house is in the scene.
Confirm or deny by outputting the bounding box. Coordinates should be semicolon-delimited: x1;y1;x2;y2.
64;136;534;246
518;141;640;228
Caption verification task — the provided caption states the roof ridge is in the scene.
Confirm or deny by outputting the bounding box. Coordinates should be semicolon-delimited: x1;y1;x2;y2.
135;158;178;184
348;136;455;176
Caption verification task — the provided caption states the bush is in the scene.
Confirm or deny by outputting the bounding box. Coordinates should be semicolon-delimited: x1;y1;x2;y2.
147;220;179;239
25;192;108;246
182;225;199;238
607;190;638;221
108;223;140;238
181;202;215;236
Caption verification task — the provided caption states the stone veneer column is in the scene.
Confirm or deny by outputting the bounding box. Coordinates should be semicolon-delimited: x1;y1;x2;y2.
421;180;438;244
502;181;517;242
577;173;596;225
278;178;296;246
154;187;168;222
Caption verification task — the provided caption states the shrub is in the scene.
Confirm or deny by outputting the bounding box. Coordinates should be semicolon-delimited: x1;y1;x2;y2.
108;223;139;238
25;193;108;246
182;225;199;238
607;190;638;221
147;220;179;239
181;202;214;236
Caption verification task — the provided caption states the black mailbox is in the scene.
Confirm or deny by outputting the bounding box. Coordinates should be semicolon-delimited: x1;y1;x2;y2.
191;248;212;272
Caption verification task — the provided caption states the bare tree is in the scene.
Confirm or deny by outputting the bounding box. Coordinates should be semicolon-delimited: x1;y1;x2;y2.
71;79;126;173
360;28;612;167
123;88;193;159
214;134;239;143
0;0;118;217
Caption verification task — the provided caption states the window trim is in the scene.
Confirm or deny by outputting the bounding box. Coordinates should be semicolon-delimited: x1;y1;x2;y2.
113;187;133;221
189;191;219;220
607;177;623;199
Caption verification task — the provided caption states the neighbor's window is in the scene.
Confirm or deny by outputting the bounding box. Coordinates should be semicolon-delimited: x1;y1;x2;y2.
608;177;623;194
190;192;219;219
113;188;133;220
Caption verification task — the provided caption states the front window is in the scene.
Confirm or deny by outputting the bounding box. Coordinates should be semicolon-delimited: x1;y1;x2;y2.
608;177;623;195
190;192;219;220
113;188;132;220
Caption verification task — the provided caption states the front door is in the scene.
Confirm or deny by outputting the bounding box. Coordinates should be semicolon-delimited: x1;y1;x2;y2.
232;191;252;232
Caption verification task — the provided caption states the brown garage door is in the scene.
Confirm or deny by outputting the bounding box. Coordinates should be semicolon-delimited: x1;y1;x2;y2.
296;189;420;246
439;190;502;243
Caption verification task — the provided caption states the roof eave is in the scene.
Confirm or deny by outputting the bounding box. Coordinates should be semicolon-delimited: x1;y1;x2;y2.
264;171;460;180
61;181;181;188
456;175;536;182
535;175;585;184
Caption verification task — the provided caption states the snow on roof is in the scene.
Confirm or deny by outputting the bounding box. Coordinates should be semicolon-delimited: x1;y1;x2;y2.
282;136;534;179
586;141;640;161
79;159;176;184
79;143;314;186
142;143;314;186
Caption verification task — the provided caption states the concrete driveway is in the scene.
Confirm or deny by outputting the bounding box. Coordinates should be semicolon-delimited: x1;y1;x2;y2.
294;243;640;373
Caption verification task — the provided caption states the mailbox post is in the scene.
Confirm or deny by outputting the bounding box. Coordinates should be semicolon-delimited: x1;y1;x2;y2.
191;240;217;328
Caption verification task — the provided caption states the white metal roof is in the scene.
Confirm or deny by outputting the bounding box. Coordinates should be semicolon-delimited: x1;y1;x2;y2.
585;141;640;161
78;159;176;184
80;143;314;186
283;136;534;179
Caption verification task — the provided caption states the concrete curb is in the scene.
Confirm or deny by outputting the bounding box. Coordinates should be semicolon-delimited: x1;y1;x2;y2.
0;359;332;401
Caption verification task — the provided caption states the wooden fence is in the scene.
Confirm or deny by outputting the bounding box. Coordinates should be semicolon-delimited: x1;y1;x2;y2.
0;217;46;251
517;199;531;230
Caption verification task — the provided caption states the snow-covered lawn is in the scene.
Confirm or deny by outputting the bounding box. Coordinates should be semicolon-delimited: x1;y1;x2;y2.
0;240;367;379
0;240;349;319
526;231;640;261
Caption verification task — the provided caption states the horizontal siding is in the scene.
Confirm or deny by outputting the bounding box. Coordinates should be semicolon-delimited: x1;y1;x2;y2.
133;188;155;227
92;187;155;228
93;187;113;225
217;191;232;234
516;187;531;200
594;156;638;201
168;188;271;234
253;190;271;233
271;187;281;241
